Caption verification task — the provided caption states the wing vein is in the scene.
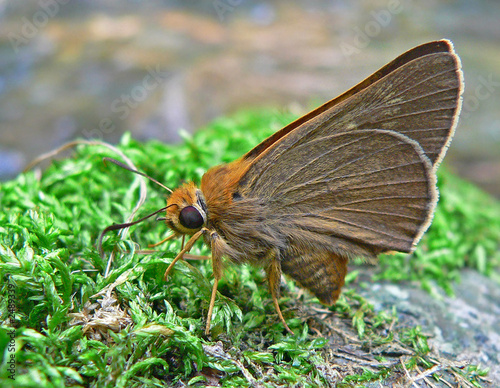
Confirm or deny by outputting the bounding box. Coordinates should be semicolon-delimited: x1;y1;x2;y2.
281;178;428;206
269;134;372;195
279;157;425;197
314;208;422;221
372;67;457;107
294;214;408;241
375;85;458;110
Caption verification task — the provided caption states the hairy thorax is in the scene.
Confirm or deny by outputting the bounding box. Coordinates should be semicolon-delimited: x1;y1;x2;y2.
200;161;287;266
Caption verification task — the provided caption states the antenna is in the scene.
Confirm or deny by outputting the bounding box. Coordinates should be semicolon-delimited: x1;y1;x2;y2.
98;205;172;256
103;157;173;193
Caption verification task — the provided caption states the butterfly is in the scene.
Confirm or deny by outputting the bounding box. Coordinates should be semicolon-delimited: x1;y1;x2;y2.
101;39;463;335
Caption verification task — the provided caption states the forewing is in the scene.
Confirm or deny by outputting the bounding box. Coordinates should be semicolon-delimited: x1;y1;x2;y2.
237;42;463;255
240;129;435;254
348;50;462;167
242;40;462;168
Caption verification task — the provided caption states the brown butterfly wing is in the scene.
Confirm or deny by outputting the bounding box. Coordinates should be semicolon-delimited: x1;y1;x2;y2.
242;39;462;168
235;41;462;303
239;129;435;304
237;40;463;254
241;129;435;256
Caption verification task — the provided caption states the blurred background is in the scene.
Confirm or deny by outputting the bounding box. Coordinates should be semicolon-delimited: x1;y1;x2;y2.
0;0;499;197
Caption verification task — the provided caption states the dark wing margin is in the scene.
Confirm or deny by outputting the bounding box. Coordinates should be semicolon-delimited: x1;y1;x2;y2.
242;39;463;169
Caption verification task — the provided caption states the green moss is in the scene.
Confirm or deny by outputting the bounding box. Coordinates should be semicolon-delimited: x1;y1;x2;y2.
0;109;497;387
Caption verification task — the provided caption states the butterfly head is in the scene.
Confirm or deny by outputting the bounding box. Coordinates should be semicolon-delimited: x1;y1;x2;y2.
165;182;207;235
98;158;208;256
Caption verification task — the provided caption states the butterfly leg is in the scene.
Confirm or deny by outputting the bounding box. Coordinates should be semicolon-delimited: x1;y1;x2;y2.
148;233;178;248
205;277;219;336
266;258;294;335
163;229;204;280
183;253;211;261
205;230;226;335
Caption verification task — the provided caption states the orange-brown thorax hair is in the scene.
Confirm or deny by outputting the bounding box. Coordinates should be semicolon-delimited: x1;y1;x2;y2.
164;158;253;237
200;158;252;220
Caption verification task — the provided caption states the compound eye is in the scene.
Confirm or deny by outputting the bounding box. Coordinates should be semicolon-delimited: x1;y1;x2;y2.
179;206;204;229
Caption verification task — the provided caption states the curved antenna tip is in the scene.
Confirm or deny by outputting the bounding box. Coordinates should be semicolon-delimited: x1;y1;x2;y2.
102;157;173;193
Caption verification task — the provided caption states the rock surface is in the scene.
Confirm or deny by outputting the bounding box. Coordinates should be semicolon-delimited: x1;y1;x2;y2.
357;268;500;386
